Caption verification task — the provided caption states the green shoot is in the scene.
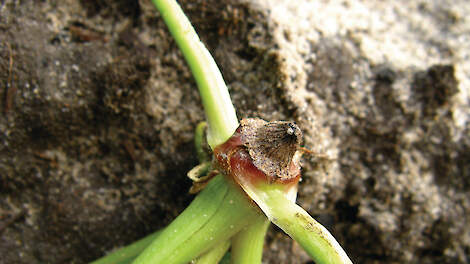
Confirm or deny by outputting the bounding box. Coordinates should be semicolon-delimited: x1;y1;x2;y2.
150;0;238;148
147;1;269;264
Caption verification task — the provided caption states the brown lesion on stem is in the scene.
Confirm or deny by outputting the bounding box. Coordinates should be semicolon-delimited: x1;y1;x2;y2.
240;118;302;181
214;118;306;187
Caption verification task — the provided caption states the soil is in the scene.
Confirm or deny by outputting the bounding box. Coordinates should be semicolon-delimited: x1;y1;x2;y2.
1;0;469;263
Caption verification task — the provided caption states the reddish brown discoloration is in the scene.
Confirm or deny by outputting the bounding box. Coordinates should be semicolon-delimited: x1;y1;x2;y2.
214;118;302;188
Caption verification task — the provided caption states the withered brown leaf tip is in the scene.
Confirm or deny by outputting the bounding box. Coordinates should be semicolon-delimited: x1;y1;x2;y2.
240;118;302;180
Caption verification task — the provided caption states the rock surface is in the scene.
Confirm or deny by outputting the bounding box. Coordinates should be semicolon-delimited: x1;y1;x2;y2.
0;0;469;263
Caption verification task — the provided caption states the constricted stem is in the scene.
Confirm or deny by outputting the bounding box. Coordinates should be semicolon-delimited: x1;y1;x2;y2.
151;0;238;148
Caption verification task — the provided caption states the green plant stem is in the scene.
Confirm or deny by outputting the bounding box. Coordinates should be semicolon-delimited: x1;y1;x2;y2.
131;175;262;264
230;215;270;264
249;185;353;264
90;231;161;264
193;239;230;264
150;2;272;262
151;0;238;148
131;175;227;264
158;178;261;264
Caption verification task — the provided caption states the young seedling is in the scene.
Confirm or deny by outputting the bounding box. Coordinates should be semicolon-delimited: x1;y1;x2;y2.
91;0;353;263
